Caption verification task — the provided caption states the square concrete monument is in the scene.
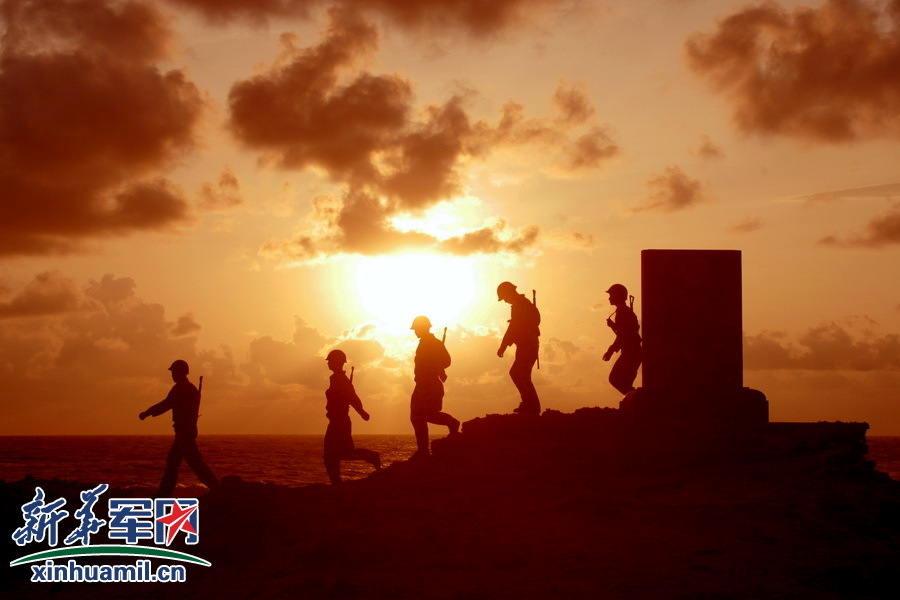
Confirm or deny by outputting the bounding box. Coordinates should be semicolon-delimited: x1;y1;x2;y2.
621;249;767;427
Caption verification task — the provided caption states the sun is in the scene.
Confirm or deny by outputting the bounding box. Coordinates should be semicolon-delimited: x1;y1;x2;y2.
353;252;479;334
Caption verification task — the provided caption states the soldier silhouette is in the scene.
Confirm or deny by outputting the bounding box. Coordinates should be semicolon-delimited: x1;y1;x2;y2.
603;284;642;394
323;349;381;484
409;315;460;459
496;281;541;415
139;360;218;496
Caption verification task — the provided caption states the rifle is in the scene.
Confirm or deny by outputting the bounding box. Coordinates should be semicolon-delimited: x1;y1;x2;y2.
198;376;204;418
532;290;540;370
350;366;355;383
629;294;635;310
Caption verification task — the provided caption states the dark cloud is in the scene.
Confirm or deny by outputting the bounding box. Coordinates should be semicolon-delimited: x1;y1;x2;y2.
745;322;900;371
227;13;401;182
199;169;243;210
695;135;723;159
0;272;238;433
820;205;900;248
686;0;900;141
0;271;81;319
0;0;203;255
730;217;762;233
259;190;539;261
438;224;539;254
229;18;604;209
171;313;202;336
0;272;387;433
166;0;559;36
634;166;705;213
553;83;595;126
562;127;619;171
235;11;608;261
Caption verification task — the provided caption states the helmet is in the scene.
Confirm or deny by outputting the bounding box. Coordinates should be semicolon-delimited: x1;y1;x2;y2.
496;281;517;301
410;315;432;330
168;359;189;375
606;283;628;298
325;349;347;364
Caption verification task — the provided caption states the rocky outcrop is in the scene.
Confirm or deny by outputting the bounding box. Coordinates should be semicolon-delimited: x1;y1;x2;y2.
3;409;898;599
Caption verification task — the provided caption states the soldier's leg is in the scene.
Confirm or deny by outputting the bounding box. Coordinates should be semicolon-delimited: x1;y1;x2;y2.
422;381;458;433
609;354;637;395
621;350;642;392
182;438;218;489
410;383;431;453
426;412;460;434
324;455;342;484
345;448;381;467
411;417;429;453
509;360;526;406
158;440;183;497
510;351;540;413
521;351;540;413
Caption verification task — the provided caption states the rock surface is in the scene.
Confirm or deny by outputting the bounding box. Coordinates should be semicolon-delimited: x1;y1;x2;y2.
3;408;899;599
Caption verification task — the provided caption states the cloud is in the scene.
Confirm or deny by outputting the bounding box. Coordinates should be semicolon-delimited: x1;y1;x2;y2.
171;313;202;336
165;0;560;36
562;127;619;171
819;204;900;248
260;191;540;261
234;11;610;262
745;322;900;371
695;135;723;159
730;217;762;233
0;272;82;319
245;318;328;386
0;272;392;434
199;169;243;210
0;272;240;433
686;0;900;141
0;0;204;255
553;83;595;126
438;224;539;254
634;166;705;212
803;182;900;204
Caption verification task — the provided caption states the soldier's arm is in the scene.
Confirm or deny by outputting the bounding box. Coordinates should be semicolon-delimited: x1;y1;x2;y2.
140;391;174;419
441;342;451;369
347;383;370;421
609;323;624;353
347;383;364;414
606;312;623;355
609;337;622;353
499;320;515;352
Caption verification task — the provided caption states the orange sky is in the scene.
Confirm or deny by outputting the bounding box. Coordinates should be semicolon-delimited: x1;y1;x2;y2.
1;0;899;435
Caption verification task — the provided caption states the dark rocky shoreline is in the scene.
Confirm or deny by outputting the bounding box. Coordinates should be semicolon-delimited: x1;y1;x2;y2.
3;408;899;599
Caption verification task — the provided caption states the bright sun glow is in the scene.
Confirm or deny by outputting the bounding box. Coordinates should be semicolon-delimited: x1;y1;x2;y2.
353;252;479;334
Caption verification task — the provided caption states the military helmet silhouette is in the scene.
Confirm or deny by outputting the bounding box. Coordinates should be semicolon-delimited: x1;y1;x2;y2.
410;315;432;330
496;281;517;301
606;283;628;298
326;349;347;364
168;359;189;375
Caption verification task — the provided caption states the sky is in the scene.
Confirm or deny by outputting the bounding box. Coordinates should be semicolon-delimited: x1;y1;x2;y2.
1;0;899;435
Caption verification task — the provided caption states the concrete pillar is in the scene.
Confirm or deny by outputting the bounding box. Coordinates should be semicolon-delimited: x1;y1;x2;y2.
622;249;767;427
641;249;743;394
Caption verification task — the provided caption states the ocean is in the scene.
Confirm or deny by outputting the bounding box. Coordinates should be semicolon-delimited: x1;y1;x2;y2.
1;435;898;489
0;435;417;489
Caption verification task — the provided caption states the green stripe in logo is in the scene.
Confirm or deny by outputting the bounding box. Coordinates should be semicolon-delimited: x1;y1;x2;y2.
9;545;212;567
